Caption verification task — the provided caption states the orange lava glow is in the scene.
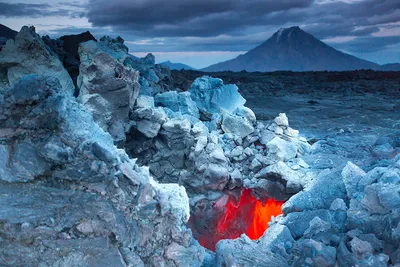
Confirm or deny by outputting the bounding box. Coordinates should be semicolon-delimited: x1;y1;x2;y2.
197;189;283;251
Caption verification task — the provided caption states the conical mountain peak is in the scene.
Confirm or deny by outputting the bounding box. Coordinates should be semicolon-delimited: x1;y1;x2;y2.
204;27;379;72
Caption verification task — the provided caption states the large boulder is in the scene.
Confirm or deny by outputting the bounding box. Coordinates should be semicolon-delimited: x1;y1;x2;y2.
246;161;307;201
293;239;337;267
155;90;200;118
215;235;288;267
189;76;246;117
77;38;140;144
282;169;346;213
266;136;298;162
221;112;254;138
0;26;74;94
342;161;367;198
130;105;167;138
44;31;97;95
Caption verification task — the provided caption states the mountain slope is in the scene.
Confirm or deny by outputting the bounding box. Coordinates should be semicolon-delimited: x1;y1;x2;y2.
160;60;195;70
0;24;17;40
203;26;380;72
381;63;400;71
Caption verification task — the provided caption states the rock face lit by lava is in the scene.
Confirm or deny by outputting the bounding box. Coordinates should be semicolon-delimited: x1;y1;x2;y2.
196;189;283;251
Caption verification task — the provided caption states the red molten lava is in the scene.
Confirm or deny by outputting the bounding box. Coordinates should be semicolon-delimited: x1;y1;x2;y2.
197;189;283;251
218;189;283;240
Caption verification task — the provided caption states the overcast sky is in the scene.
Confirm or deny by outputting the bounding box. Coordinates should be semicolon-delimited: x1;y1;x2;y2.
1;0;400;68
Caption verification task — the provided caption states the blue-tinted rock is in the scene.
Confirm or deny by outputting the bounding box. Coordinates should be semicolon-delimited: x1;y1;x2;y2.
282;169;346;213
294;239;336;267
189;76;246;115
342;161;366;198
259;223;294;257
0;26;74;94
155;91;199;118
221;113;254;138
215;235;288;267
0;74;204;266
278;209;331;239
266;136;298;162
78;39;140;143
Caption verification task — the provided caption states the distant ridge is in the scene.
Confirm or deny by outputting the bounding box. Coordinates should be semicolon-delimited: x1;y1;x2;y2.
160;60;196;70
203;26;384;72
381;63;400;71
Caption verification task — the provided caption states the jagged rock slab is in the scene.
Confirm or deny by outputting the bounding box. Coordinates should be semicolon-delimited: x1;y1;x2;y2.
77;39;140;144
189;76;246;116
0;26;74;94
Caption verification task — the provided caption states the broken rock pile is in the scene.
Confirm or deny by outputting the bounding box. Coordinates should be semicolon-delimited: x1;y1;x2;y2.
1;26;399;267
215;156;400;266
0;27;204;267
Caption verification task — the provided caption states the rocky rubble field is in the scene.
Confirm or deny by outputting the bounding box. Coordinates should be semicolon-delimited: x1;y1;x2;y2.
0;26;400;267
173;70;400;171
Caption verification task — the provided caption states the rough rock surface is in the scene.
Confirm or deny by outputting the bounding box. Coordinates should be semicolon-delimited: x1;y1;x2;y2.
130;76;310;200
0;74;204;266
216;155;400;266
77;38;140;144
124;74;313;251
125;52;174;96
2;26;399;267
43;31;97;95
190;76;246;117
0;26;74;94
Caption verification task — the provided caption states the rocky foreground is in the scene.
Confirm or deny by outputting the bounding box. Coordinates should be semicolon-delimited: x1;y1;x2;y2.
0;26;399;267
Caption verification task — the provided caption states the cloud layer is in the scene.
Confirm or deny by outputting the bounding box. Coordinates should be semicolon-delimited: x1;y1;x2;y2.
84;0;399;38
0;1;85;18
1;0;400;65
87;0;313;37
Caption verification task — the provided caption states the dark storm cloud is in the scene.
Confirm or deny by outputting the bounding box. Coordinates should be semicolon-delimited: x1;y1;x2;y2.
0;1;85;18
0;2;56;17
87;0;314;37
84;0;400;39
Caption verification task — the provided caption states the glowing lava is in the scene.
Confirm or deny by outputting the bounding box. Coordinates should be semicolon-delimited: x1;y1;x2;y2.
195;189;283;251
217;189;283;240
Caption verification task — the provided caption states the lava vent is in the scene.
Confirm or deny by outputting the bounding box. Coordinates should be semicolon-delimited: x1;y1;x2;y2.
189;189;283;251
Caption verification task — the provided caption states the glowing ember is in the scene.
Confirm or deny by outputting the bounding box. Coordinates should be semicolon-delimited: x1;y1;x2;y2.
195;189;283;251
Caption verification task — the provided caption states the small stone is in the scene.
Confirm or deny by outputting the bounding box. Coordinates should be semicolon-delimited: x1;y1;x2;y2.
267;137;298;162
350;237;374;259
342;161;366;198
275;126;284;135
274;113;289;127
284;127;299;138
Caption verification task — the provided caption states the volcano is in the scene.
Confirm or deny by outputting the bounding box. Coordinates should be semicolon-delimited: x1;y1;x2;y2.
203;26;380;72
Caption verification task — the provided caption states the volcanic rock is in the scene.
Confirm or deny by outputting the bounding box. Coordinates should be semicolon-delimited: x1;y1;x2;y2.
189;76;246;116
0;26;74;93
77;38;140;144
125;53;173;96
0;24;17;51
155;90;200;118
0;74;204;266
342;161;367;198
266;137;298;162
215;235;288;267
221;112;254;138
